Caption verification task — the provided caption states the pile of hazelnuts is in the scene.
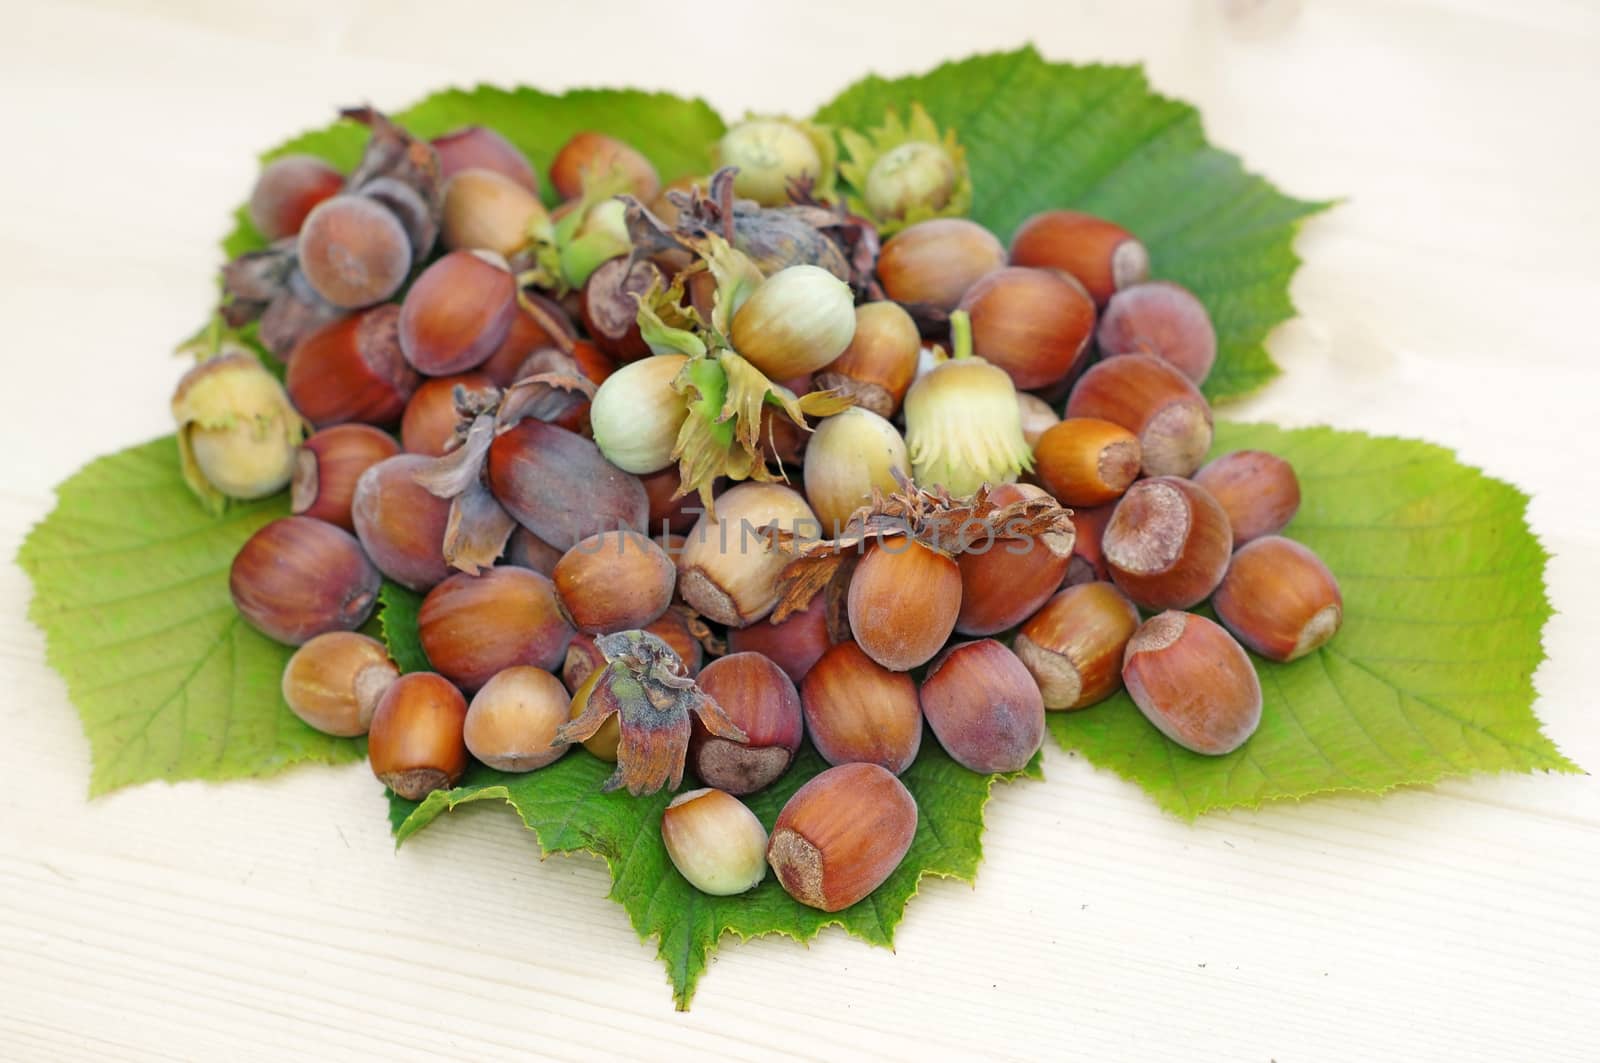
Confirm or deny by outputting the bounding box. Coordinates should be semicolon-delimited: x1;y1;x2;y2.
196;113;1341;914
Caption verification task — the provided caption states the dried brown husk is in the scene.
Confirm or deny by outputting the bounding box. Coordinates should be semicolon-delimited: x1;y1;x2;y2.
767;480;1075;622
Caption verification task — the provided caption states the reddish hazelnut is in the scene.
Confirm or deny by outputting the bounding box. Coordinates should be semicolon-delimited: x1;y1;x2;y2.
400;372;496;457
248;155;343;240
801;641;923;775
1014;582;1141;710
1192;450;1302;546
813;302;921;418
920;640;1044;773
1066;354;1213;477
726;593;834;683
957;267;1096;390
430;125;539;193
280;631;398;736
351;454;453;591
768;762;918;912
553;530;676;634
368;672;469;799
1122;612;1262;755
463;666;570;772
287;305;420;428
1065;503;1115;586
230;516;380;646
487;420;649;551
687;652;804;795
1033;418;1142;507
955;522;1075;637
877;218;1006;313
398;250;517;376
1098;281;1217;384
1009;209;1150;306
549;131;661;201
1212;536;1342;661
1103;477;1232;610
641;466;702;536
502;527;563;577
417;567;576;692
478;294;580;387
291;423;400;531
847;536;961;671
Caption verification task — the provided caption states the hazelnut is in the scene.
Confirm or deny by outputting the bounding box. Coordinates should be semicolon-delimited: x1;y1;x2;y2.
677;483;817;628
1122;612;1262;755
1065;353;1213;478
1192;450;1302;546
417;567;576;692
549;131;660;201
487;420;649;551
400;372;496;457
440;168;548;258
877;218;1006;312
768;762;918;912
957;267;1096;390
1014;582;1141;710
398;250;518;376
280;631;398;736
920;640;1045;773
847;536;961;671
662;788;769;896
286;305;421;429
803;408;911;536
725;593;834;683
1212;536;1342;661
463;666;571;772
229;516;380;646
1032;418;1142;507
954;522;1074;637
291;424;400;531
553;530;676;634
688;653;804;795
368;672;469;799
1103;476;1232;610
351;454;453;592
813;301;921;418
1097;281;1217;385
1009;209;1150;306
430;126;539;193
801;641;923;775
566;665;620;761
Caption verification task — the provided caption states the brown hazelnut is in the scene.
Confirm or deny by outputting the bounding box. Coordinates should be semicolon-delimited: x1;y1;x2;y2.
801;641;923;775
1212;536;1342;661
1103;477;1232;611
368;672;470;799
1014;582;1141;710
768;762;918;912
1122;612;1262;755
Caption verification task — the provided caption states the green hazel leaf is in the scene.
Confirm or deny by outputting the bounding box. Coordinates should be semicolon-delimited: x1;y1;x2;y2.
1047;421;1580;818
387;740;1042;1010
376;582;429;674
223;85;727;258
814;45;1333;402
16;436;365;795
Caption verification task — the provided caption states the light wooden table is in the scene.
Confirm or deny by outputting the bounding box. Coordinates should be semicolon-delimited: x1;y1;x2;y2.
3;1;1597;1059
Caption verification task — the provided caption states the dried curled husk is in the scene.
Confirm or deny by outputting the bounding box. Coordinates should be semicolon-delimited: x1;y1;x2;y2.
623;168;880;297
767;479;1075;623
631;241;853;512
552;629;746;795
839;104;972;235
409;343;597;574
219;107;443;358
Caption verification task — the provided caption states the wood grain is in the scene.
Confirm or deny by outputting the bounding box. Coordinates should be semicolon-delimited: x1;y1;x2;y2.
2;0;1598;1058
